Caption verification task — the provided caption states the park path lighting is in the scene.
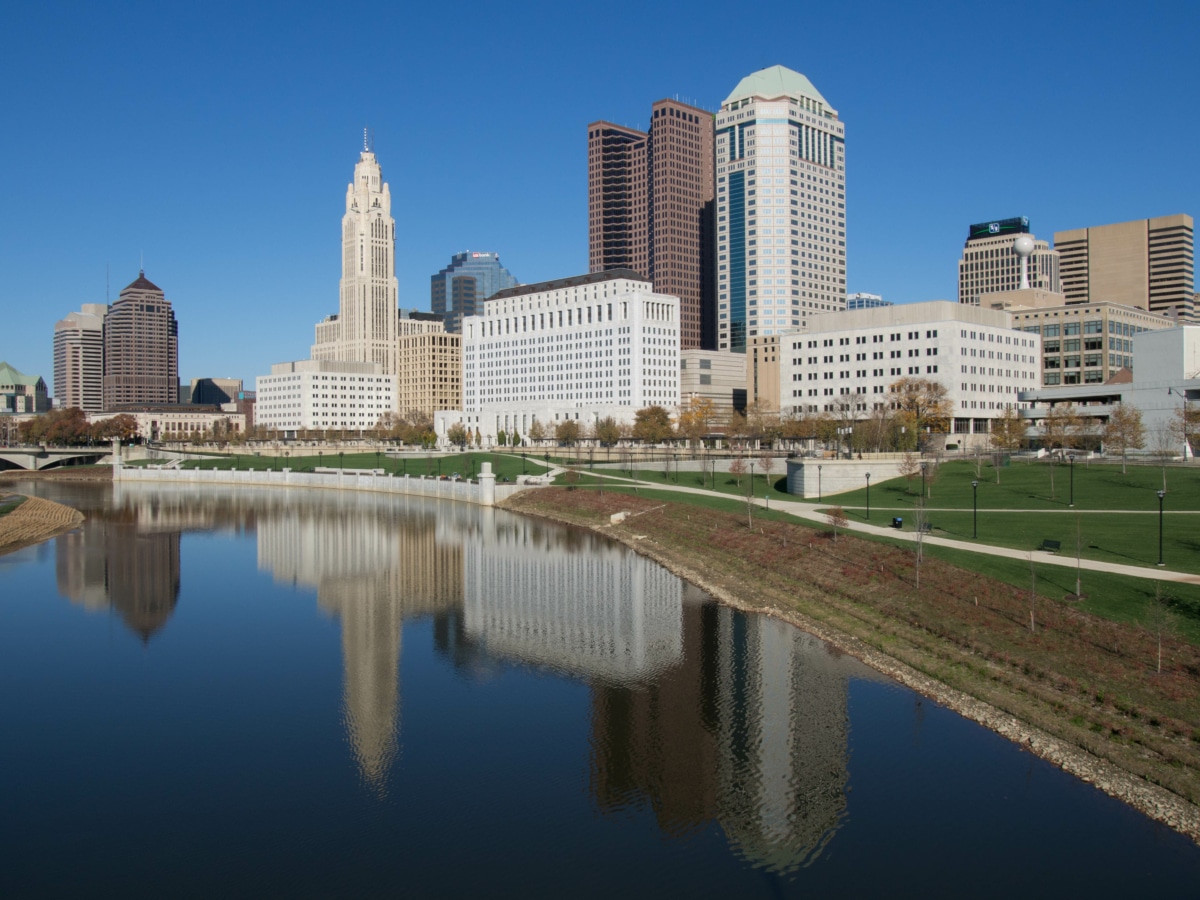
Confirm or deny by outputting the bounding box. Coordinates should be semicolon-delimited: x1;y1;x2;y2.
972;480;979;539
920;461;928;500
522;453;527;475
1157;489;1166;567
818;464;823;501
865;472;871;520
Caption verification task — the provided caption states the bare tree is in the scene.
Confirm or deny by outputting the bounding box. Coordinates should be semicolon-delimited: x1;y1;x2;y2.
989;406;1026;485
898;452;921;492
1103;404;1145;475
1028;551;1037;634
757;451;776;493
826;506;848;543
912;499;928;589
1150;422;1175;491
1149;582;1174;676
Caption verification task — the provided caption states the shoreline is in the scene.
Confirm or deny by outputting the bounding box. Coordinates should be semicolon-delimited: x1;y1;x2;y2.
0;494;85;557
501;487;1200;846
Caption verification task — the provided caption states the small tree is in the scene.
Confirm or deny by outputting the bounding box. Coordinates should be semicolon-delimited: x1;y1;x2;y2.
555;419;581;446
632;405;674;444
594;416;621;447
728;457;746;488
826;505;848;542
528;420;545;443
1103;404;1144;475
912;499;928;589
757;451;775;493
1150;582;1175;675
898;451;921;491
447;423;468;449
1150;422;1175;490
989;406;1025;483
677;396;716;448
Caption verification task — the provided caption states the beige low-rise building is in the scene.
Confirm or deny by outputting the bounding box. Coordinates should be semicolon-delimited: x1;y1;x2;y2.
985;288;1175;386
747;334;784;412
397;312;461;417
680;349;746;416
92;406;244;442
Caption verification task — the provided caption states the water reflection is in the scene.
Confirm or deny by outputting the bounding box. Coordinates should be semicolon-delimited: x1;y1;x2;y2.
43;482;866;870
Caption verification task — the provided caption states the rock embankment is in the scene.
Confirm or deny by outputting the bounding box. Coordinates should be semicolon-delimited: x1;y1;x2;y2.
0;495;84;555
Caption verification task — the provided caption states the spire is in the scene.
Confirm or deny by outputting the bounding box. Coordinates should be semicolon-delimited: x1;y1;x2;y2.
363;127;369;152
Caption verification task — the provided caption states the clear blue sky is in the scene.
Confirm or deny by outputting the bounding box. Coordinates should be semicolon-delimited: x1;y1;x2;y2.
2;0;1197;390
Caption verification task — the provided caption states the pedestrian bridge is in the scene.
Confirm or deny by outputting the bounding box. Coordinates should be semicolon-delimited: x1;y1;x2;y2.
0;447;112;471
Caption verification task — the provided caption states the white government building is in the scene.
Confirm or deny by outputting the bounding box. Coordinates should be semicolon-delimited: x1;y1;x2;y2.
436;270;680;445
779;300;1042;444
255;359;396;436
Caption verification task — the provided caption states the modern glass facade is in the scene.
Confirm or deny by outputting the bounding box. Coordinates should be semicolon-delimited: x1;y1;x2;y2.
431;251;518;334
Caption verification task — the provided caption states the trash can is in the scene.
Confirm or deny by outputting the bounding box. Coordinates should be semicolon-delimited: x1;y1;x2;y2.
892;517;903;529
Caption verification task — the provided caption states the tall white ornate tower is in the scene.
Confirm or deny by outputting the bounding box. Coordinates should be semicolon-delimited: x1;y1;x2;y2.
313;137;399;374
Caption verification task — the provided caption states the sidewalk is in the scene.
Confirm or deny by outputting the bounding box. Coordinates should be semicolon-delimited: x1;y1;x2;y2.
581;471;1200;586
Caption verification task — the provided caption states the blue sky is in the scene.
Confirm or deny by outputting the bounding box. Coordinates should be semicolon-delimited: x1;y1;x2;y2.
2;0;1197;389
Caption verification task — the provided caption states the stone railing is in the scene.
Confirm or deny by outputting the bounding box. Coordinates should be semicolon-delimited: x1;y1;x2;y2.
113;451;525;508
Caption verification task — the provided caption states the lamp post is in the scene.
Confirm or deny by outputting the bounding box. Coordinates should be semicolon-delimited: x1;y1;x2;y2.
818;464;823;501
971;479;979;539
1157;489;1166;567
522;453;527;475
1068;453;1075;507
338;450;344;471
865;472;871;520
920;461;928;500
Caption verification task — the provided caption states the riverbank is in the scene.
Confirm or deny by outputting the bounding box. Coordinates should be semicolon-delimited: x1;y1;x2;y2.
0;466;112;483
0;493;85;556
502;487;1200;846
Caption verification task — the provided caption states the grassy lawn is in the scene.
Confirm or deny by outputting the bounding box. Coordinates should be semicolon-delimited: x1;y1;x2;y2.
822;460;1200;574
0;495;27;517
132;451;550;482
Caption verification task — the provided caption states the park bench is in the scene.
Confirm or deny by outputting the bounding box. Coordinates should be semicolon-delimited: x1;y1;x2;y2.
1040;539;1062;553
919;522;933;534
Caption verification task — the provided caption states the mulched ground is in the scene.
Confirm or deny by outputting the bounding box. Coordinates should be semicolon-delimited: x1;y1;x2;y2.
506;488;1200;832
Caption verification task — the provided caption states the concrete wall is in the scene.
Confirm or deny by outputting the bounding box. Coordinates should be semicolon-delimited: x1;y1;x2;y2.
785;458;906;500
115;463;526;508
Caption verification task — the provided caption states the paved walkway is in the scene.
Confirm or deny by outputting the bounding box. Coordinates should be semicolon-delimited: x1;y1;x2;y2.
578;470;1200;586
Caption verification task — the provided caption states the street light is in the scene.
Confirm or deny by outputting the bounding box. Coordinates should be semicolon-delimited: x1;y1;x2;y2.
865;472;871;520
818;464;823;501
971;479;979;539
1157;489;1166;567
920;461;928;500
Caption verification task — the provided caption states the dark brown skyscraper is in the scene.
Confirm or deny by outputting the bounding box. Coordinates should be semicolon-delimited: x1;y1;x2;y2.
102;271;179;408
588;99;714;349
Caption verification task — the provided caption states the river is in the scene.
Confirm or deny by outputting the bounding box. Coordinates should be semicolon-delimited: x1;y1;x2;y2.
1;481;1198;897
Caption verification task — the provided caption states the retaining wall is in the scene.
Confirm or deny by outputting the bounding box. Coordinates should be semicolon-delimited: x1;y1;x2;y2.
114;463;526;507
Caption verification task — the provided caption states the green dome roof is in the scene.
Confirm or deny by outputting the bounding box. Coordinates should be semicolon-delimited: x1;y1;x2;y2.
724;65;830;109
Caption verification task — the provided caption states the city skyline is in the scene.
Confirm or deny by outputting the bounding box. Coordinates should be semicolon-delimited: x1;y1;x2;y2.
2;1;1198;388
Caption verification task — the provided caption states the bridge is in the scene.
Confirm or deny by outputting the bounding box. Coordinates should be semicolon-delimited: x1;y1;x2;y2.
0;447;112;471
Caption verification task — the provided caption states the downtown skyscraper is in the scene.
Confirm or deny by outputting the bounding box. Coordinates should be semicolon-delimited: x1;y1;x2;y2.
313;142;400;374
588;98;715;349
715;66;846;352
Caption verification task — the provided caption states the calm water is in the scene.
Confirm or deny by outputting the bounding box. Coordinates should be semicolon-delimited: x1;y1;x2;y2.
2;481;1199;898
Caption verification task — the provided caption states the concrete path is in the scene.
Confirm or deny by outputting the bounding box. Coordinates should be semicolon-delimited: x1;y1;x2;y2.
577;470;1200;586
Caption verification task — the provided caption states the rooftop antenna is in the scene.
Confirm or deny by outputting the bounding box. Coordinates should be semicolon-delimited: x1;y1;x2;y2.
363;127;368;151
139;249;144;276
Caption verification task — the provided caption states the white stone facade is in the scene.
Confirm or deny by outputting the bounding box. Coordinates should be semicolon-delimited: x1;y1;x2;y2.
443;273;680;445
255;359;396;436
312;147;399;375
715;66;847;351
780;301;1042;440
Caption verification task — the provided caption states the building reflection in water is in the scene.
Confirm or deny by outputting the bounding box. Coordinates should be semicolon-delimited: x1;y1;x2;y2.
590;593;863;873
257;493;469;789
52;482;865;868
55;490;185;642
